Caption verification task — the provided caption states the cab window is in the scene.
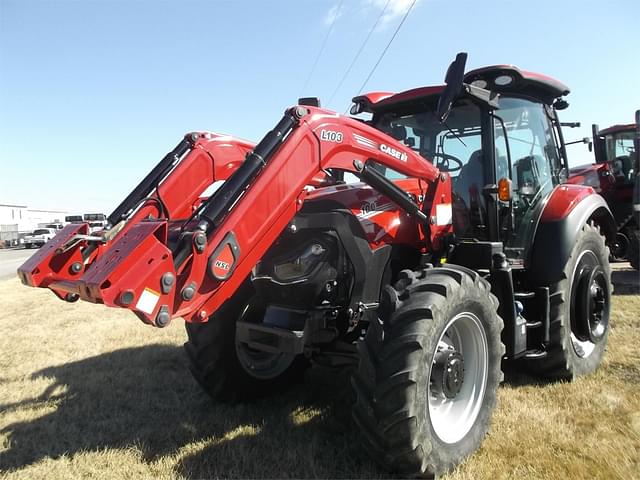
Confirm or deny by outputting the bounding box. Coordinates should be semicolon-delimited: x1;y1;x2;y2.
374;103;486;239
605;131;636;182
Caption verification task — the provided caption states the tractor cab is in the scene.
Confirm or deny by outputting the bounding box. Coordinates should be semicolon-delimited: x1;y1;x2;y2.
356;61;572;265
567;116;639;264
593;123;637;183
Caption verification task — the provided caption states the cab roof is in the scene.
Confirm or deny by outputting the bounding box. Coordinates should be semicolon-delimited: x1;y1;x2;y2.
352;65;570;113
599;123;636;136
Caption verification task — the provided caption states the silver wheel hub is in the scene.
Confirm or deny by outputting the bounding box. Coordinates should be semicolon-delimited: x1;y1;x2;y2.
235;342;296;380
428;312;488;444
234;305;297;380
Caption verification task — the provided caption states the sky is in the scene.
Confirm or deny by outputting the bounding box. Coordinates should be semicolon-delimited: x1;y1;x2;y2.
1;0;639;213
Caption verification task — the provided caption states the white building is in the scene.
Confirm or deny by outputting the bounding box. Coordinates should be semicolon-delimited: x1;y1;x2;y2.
0;203;68;245
0;203;27;226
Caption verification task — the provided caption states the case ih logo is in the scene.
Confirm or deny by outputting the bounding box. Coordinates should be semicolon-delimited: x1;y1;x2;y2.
380;144;408;162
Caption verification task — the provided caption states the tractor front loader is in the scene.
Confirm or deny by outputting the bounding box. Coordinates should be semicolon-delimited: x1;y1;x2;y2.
18;53;616;477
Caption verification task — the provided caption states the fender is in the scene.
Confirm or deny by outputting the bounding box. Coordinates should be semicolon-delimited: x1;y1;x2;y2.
528;185;615;286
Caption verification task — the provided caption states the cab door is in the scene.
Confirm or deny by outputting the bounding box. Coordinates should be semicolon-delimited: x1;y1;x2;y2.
492;97;564;264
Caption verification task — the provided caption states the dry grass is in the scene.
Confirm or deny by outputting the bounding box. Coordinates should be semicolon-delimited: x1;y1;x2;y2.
0;276;638;479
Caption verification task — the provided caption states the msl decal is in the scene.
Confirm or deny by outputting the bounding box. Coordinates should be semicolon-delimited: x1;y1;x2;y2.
208;232;241;281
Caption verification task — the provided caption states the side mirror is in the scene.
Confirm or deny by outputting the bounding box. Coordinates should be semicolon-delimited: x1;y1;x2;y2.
436;52;467;123
588;141;593;153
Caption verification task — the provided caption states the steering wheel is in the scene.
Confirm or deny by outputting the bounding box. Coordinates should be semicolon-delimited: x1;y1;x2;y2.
432;152;464;172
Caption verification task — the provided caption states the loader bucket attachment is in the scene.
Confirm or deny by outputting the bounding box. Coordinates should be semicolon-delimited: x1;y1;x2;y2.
17;108;307;326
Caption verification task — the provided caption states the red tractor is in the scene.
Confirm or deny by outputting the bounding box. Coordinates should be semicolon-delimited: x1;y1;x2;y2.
567;112;639;269
18;53;615;477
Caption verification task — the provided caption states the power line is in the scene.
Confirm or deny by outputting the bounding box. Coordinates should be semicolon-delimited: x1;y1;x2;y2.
299;0;344;97
355;0;418;96
327;0;392;107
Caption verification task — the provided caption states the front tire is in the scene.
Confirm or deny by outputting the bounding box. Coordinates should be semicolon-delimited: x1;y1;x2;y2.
352;266;504;477
527;222;612;379
184;283;308;402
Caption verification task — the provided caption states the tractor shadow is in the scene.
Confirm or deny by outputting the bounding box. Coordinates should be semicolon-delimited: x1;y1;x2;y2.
176;366;382;479
500;359;550;387
0;345;380;478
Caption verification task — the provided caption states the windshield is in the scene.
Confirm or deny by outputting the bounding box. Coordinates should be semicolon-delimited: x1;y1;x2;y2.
65;215;83;222
374;101;482;179
33;229;50;235
374;101;486;239
603;131;636;182
605;131;635;160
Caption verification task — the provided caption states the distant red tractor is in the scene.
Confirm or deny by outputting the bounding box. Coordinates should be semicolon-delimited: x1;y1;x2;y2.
18;54;615;477
567;111;639;269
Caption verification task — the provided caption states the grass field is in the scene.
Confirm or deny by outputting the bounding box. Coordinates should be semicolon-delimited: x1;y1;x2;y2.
1;275;639;479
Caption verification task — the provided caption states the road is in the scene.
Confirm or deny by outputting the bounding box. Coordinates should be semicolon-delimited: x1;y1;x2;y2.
0;248;35;281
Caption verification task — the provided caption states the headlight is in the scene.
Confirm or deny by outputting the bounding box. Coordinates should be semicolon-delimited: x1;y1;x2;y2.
273;243;326;282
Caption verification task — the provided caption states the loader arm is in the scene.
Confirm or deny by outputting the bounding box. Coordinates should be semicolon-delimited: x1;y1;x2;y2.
18;105;451;326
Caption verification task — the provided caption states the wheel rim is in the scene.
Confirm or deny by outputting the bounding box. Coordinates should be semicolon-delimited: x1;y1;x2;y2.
428;312;488;444
570;250;610;358
234;304;297;380
612;232;629;259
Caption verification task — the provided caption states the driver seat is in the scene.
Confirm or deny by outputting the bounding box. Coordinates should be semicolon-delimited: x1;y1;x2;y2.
455;150;483;206
452;150;486;236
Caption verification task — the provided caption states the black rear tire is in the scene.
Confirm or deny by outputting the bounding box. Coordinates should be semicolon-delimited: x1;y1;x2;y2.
527;222;611;379
352;265;504;477
184;282;308;402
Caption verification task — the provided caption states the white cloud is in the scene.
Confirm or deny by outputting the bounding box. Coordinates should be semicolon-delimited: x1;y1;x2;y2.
364;0;420;27
324;3;343;25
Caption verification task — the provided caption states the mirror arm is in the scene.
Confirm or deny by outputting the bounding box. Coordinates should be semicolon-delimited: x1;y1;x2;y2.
565;137;591;146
